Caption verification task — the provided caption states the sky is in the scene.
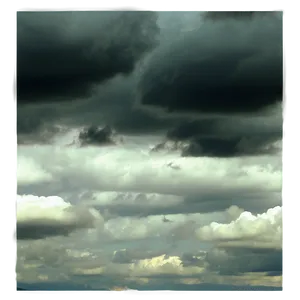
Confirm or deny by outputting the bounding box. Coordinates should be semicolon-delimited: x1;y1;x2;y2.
16;10;283;291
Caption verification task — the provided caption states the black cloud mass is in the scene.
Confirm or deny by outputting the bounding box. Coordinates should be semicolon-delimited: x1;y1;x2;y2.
17;11;159;102
138;12;282;114
152;111;282;157
17;11;283;158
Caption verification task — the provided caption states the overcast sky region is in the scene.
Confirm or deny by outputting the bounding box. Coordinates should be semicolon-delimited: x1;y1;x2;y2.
16;11;283;291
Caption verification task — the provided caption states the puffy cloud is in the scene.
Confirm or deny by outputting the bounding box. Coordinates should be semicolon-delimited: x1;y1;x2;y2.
196;206;282;249
17;194;104;239
130;254;184;276
17;11;159;102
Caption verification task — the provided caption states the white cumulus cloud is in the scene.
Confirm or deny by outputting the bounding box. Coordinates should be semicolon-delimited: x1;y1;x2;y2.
196;206;282;249
129;254;206;277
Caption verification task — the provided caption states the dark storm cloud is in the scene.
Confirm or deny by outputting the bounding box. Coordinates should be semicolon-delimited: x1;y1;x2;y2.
17;75;182;141
137;12;282;115
166;119;220;140
77;125;117;146
205;247;282;275
181;135;279;157
153;106;282;157
17;11;159;103
17;12;283;147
